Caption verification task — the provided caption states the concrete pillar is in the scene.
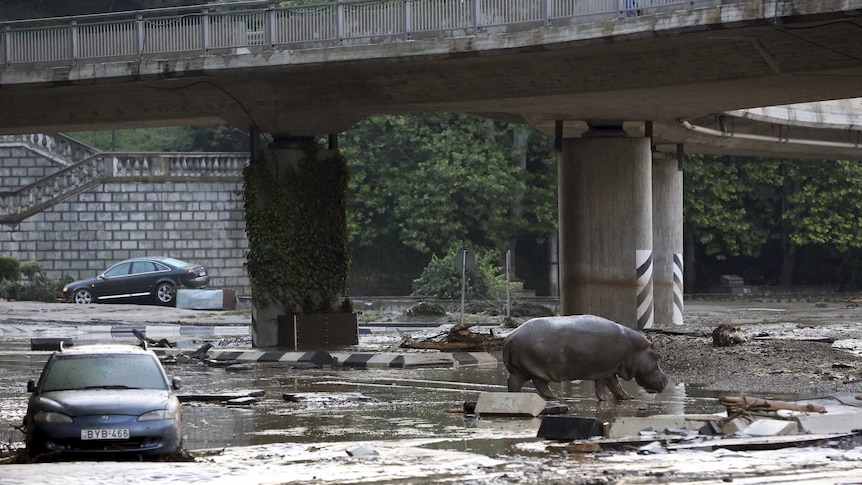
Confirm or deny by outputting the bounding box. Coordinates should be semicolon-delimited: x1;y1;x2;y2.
558;133;653;329
250;141;338;348
652;151;684;326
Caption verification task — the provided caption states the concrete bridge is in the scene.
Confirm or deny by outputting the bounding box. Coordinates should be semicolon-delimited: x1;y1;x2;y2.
1;0;861;345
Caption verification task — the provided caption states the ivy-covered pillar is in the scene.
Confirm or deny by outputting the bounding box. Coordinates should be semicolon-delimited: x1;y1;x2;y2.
243;137;351;348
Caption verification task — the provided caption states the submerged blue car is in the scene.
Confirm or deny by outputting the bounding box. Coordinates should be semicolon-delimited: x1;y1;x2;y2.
24;343;183;458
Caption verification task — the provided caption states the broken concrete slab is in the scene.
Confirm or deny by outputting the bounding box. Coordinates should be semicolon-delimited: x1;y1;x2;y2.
606;415;718;439
795;413;862;434
742;419;799;436
667;433;857;452
475;392;546;416
179;389;265;403
721;416;752;435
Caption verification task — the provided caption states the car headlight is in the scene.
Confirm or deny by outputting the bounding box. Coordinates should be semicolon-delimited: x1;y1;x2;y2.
34;411;73;423
138;409;175;422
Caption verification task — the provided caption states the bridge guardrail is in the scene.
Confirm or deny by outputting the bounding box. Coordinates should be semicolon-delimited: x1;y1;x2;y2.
0;152;247;224
0;0;723;67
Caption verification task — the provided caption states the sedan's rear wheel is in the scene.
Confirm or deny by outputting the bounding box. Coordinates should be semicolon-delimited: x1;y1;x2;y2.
155;282;176;306
73;288;93;304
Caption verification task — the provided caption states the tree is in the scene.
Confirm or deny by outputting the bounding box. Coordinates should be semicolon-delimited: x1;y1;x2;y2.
340;113;557;293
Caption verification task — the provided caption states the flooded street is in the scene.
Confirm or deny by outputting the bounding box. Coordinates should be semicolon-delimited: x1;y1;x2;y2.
2;300;862;483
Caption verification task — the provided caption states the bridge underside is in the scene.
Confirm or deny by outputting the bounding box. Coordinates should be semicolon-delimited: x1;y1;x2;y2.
0;4;860;162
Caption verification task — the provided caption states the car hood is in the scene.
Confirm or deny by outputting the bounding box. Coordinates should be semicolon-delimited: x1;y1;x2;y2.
33;389;176;416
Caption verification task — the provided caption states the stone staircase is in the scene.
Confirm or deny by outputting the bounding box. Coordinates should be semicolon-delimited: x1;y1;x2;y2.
0;134;248;225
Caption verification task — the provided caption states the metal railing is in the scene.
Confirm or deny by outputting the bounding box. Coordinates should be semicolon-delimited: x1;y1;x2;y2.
0;151;247;224
0;0;718;67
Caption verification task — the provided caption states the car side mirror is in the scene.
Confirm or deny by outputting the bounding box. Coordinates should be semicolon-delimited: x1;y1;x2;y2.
27;380;37;392
171;377;182;390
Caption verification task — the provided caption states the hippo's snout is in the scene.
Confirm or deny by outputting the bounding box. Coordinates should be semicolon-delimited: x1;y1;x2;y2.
639;370;668;394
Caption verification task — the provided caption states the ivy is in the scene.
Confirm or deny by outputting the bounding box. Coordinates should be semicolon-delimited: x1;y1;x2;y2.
242;144;350;314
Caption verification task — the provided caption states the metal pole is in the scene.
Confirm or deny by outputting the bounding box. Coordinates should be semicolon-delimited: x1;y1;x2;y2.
506;249;511;319
460;249;467;325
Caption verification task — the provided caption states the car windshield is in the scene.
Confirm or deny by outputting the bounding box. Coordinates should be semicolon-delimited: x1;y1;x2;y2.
40;354;168;392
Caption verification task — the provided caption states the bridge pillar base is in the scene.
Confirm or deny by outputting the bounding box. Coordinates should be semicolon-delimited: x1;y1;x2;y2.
558;135;653;329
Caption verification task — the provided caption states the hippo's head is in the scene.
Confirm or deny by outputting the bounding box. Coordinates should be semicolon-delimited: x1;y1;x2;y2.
621;344;668;394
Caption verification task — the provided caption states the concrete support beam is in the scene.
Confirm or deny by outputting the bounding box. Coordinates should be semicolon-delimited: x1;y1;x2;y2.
651;149;684;326
557;133;653;329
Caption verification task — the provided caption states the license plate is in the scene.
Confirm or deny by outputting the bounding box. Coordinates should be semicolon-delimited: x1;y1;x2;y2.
81;428;130;440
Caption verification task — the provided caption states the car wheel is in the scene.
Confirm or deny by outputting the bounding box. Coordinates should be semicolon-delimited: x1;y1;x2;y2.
155;282;176;306
73;288;93;304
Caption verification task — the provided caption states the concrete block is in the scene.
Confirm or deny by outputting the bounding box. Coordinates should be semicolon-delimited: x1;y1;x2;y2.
742;419;799;436
721;417;752;435
795;413;862;434
177;289;236;310
607;415;711;439
475;392;547;417
537;416;605;440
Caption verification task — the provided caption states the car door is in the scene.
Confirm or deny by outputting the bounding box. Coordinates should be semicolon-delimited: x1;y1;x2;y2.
128;260;163;297
92;262;133;300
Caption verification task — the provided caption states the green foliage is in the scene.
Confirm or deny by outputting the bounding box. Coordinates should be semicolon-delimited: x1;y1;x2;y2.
412;247;508;300
341;114;557;293
783;160;862;251
0;257;20;282
20;260;45;282
243;144;350;314
684;155;781;259
0;260;68;302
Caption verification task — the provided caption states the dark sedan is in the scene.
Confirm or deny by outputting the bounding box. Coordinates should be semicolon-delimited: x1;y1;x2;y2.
62;256;209;306
24;343;183;459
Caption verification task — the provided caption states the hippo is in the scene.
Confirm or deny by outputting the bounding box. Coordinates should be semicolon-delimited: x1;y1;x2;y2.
502;315;667;401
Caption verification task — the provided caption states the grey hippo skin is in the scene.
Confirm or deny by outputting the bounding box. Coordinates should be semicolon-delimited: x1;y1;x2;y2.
502;315;668;401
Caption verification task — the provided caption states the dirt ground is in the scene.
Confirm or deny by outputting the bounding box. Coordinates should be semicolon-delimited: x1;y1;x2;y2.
648;297;862;398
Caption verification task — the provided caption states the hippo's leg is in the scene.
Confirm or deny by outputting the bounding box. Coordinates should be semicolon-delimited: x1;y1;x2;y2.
507;373;527;393
531;379;558;400
595;376;633;401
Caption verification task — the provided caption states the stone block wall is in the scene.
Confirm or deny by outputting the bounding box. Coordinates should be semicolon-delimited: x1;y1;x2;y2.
0;144;250;296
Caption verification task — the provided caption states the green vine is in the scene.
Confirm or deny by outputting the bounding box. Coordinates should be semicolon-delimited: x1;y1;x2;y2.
243;143;351;314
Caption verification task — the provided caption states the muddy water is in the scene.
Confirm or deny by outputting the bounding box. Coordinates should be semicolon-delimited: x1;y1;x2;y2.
0;337;740;456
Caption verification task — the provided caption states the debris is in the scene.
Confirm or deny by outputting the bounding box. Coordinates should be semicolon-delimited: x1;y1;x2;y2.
282;392;376;404
132;328;173;348
546;441;602;454
719;395;827;414
537;416;604;440
712;324;746;346
403;301;446;317
399;323;503;351
225;396;259;406
742;419;799;436
637;441;666;454
30;338;72;351
178;390;265;403
346;443;376;457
